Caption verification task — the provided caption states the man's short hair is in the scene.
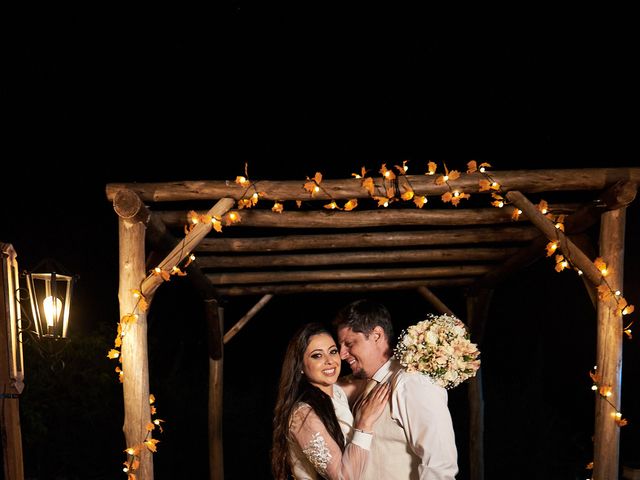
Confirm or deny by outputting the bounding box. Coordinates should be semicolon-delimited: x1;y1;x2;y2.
333;299;395;345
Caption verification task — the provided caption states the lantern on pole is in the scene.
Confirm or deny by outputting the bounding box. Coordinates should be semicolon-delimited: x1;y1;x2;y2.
22;259;76;357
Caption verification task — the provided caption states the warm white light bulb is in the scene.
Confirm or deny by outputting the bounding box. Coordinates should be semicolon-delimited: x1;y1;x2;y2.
43;296;63;327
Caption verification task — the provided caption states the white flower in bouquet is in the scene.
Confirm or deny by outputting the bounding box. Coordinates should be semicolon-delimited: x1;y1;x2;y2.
393;313;481;389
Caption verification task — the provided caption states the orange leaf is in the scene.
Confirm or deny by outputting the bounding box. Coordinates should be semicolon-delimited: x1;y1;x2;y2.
447;170;461;181
426;161;437;175
413;196;427;208
361;177;375;196
234;176;250;187
144;438;160;453
373;196;390;207
303;181;318;195
272;202;283;213
511;208;521;221
478;179;491;191
379;163;396;180
441;191;453;203
597;284;613;300
615;417;628;427
352;166;368;178
435;175;447;186
593;257;607;272
295;200;302;208
323;201;339;210
146;422;155;432
545;241;558;257
467;160;477;173
107;349;120;359
401;190;414;201
343;199;358;211
537;200;549;214
479;162;492;169
313;172;322;184
394;160;409;174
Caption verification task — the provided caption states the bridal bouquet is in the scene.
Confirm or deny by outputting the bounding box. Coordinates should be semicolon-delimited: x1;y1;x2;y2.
393;313;481;389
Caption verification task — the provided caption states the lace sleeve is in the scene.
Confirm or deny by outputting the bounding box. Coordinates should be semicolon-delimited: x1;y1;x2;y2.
290;404;371;480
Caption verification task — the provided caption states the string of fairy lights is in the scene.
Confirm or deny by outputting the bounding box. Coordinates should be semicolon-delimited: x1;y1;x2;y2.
108;160;635;478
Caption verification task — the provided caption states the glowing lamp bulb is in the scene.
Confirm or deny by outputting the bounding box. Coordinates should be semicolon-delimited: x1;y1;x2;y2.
591;385;597;391
453;191;460;197
43;296;63;327
615;290;621;296
479;167;486;173
541;208;548;214
443;175;449;181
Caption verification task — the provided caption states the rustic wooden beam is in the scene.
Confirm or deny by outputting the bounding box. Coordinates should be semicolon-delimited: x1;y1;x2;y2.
216;278;475;296
105;167;640;202
206;265;491;285
471;180;638;291
195;247;517;269
208;306;224;480
156;204;579;229
118;216;153;479
223;294;274;344
466;289;493;480
504;191;608;288
416;286;454;316
197;226;539;253
140;198;235;300
594;207;626;480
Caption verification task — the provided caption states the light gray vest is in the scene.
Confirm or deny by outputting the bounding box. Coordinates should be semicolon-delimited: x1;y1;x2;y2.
363;368;420;480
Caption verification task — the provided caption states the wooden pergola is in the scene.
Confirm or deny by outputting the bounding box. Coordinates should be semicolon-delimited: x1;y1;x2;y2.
106;167;639;480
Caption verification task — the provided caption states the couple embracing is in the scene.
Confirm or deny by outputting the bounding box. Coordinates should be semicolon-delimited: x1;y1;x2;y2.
272;299;458;479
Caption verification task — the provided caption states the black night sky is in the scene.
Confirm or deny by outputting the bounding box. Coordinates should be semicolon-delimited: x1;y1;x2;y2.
3;7;639;480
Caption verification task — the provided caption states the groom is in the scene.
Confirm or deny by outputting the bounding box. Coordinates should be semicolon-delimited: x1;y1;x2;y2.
334;299;458;480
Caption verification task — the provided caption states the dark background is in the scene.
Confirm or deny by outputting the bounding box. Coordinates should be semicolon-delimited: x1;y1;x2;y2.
3;6;639;479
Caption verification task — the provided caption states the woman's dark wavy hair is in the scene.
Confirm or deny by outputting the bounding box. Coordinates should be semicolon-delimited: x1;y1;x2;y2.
271;322;345;480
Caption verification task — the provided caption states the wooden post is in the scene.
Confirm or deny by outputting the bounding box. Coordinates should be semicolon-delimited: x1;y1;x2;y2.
593;207;626;480
118;214;153;479
0;244;24;480
208;304;224;480
466;289;492;480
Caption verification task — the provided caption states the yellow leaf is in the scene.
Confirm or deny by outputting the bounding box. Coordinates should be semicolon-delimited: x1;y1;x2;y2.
426;161;437;175
361;177;375;196
593;257;607;272
545;241;558;257
323;201;339;210
490;181;501;191
234;176;250;187
467;160;477;173
343;199;358;211
186;210;199;225
401;190;414;201
149;394;155;404
107;349;120;359
115;335;122;348
623;304;634;315
272;202;283;213
224;212;241;226
144;438;160;453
